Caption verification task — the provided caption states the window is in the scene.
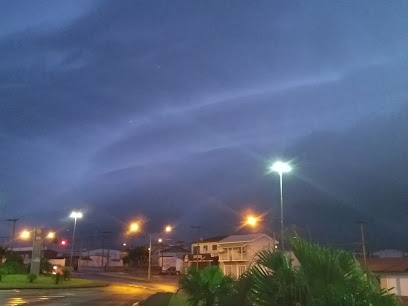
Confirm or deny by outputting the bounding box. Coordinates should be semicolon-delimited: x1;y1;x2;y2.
212;245;217;250
203;245;208;252
224;265;232;276
193;246;200;254
238;265;246;277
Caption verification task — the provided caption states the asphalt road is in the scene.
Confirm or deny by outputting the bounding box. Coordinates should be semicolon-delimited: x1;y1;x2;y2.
0;273;178;306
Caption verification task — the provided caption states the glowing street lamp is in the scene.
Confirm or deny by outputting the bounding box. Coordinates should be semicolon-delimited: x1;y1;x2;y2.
129;222;139;233
69;211;83;269
158;238;163;243
269;161;292;251
46;232;55;239
128;222;173;280
20;230;31;240
246;216;258;227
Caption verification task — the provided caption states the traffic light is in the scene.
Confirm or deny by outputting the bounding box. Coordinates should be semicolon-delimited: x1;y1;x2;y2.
60;239;67;246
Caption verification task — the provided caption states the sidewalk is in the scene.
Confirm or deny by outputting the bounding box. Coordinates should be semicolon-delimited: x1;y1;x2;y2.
93;271;179;284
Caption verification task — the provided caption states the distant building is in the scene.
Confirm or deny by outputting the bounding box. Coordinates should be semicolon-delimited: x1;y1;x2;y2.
218;233;277;278
76;248;125;268
10;247;59;265
184;236;227;269
184;233;277;278
360;257;408;297
372;249;407;258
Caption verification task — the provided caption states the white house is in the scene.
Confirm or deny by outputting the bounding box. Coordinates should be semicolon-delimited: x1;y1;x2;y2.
190;235;228;256
185;236;227;268
218;233;277;278
362;257;408;297
79;248;125;268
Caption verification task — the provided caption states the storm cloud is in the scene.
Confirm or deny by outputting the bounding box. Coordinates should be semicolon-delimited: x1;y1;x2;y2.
0;1;407;248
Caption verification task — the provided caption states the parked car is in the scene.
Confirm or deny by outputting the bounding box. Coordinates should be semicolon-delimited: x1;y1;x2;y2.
160;267;180;275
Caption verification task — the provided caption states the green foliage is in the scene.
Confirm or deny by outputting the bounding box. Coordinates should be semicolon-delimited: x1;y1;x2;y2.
219;273;253;306
0;246;7;261
62;268;71;280
247;238;399;306
53;272;62;284
0;255;27;275
180;266;235;306
126;246;149;266
40;258;53;274
26;273;37;283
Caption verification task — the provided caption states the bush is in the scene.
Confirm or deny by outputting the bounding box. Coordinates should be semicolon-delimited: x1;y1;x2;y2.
40;258;53;274
0;256;27;274
27;273;37;283
62;268;71;281
53;272;62;284
180;266;236;306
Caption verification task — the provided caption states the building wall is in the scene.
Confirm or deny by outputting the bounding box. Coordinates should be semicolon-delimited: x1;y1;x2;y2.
380;273;408;296
218;236;276;278
191;242;219;255
48;258;66;267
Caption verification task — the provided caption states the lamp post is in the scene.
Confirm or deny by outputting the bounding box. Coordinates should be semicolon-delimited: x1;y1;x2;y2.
270;161;292;251
69;211;83;269
128;222;172;280
19;228;56;275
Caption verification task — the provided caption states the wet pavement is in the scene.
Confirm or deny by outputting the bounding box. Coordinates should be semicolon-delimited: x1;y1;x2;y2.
0;273;178;306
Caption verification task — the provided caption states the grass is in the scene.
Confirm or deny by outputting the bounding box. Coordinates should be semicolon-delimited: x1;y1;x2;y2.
139;292;173;306
0;274;107;289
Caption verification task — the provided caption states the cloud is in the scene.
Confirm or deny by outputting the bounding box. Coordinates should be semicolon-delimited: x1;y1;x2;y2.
0;1;407;246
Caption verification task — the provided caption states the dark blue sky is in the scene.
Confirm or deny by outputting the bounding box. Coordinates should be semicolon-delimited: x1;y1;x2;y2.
0;1;407;249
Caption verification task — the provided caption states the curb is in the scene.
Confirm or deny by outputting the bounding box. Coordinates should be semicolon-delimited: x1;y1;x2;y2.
0;282;109;290
93;273;154;283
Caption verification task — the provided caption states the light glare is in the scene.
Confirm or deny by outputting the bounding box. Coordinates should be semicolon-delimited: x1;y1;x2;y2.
70;211;83;219
271;161;292;174
246;216;258;227
130;222;139;232
165;225;172;233
20;230;30;239
46;232;55;239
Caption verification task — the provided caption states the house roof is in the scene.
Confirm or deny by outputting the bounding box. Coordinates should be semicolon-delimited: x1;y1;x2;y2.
359;258;408;273
192;235;228;244
161;246;190;253
218;233;274;244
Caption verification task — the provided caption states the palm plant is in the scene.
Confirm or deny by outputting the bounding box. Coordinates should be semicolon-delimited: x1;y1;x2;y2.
180;266;236;306
248;238;398;306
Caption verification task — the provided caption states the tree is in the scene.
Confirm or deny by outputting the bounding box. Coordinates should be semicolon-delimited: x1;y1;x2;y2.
124;246;148;266
180;266;236;306
0;246;6;263
248;238;399;306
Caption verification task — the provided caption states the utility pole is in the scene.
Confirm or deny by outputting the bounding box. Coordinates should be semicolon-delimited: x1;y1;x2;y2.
359;221;367;269
6;218;19;254
191;226;202;269
100;231;111;269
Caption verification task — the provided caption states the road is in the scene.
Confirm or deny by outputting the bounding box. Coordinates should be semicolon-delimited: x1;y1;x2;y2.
0;273;178;306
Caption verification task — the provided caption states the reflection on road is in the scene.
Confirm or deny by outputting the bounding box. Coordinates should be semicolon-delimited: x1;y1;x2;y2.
8;298;26;305
0;283;174;305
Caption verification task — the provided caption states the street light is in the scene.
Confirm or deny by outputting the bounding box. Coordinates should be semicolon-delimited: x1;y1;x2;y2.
46;232;55;239
69;211;83;269
129;222;139;233
20;230;31;239
246;216;258;227
128;222;173;280
270;161;292;251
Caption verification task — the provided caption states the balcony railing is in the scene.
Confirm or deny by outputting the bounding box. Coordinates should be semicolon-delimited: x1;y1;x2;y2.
219;250;247;261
